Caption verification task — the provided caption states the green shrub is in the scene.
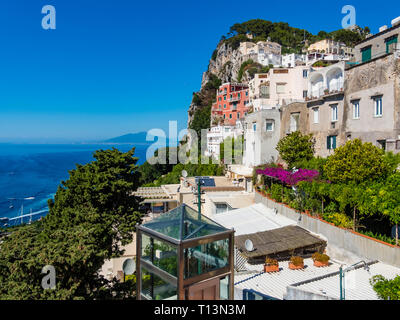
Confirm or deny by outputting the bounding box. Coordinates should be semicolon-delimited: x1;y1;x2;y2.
312;252;330;263
323;212;353;229
265;257;278;266
370;275;400;300
290;256;304;266
270;183;283;202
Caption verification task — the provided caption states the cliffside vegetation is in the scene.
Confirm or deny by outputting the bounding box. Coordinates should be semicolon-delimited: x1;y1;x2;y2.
223;19;370;53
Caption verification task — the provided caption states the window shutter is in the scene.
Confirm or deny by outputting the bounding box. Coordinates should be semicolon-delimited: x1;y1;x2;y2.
333;136;337;149
327;136;330;150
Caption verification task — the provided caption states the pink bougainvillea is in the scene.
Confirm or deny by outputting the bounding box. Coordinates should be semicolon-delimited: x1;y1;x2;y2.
256;167;319;186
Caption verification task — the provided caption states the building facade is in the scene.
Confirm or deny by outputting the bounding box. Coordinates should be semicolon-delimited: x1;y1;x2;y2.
306;62;345;157
248;66;310;112
243;108;281;167
211;83;250;126
344;51;400;152
353;19;400;64
239;41;282;67
206;122;244;160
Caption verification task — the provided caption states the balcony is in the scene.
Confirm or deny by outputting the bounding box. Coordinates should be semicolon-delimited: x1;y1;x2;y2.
307;80;344;101
229;96;240;102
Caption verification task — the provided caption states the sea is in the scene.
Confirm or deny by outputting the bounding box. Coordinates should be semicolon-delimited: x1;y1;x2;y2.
0;143;149;227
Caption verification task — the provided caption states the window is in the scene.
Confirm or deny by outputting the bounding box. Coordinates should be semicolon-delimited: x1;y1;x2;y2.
303;90;308;98
327;135;337;150
303;70;308;78
276;83;286;94
215;203;232;214
245;91;248;96
237;112;240;118
260;85;270;98
224;96;226;101
352;100;360;119
229;114;232;119
361;46;372;63
238;93;241;99
331;104;338;122
265;120;274;131
385;35;398;54
290;113;300;132
313;107;319;124
374;96;382;117
224;104;226;109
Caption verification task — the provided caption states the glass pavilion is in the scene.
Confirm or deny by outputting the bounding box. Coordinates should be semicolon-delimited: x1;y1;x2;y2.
136;204;234;300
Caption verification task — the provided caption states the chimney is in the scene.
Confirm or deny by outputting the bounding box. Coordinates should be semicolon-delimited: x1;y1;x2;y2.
379;25;388;32
391;16;400;27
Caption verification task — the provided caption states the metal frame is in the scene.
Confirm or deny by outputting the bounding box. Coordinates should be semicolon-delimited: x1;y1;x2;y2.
136;223;235;300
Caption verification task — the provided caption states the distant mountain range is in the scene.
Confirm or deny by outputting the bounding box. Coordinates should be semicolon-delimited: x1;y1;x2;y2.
104;132;169;145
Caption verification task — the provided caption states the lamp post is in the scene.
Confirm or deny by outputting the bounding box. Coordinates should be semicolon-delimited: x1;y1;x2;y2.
339;260;370;300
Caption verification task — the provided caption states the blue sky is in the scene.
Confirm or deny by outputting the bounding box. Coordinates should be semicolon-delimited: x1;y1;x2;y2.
0;0;398;142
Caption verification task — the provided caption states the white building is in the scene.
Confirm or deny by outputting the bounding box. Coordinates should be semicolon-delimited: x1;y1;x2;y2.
308;61;345;99
248;66;310;111
239;41;282;67
282;53;306;67
206;121;243;160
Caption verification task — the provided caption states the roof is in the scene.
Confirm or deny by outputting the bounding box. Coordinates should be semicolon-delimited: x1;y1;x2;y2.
234;258;341;300
207;192;254;211
186;176;238;188
291;261;400;300
227;164;253;177
235;225;326;260
133;187;171;199
213;203;294;236
141;204;229;241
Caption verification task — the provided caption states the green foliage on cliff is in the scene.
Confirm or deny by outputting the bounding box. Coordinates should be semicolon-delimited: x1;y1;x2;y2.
223;19;370;53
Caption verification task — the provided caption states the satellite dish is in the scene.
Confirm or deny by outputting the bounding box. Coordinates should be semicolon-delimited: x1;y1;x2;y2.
245;239;254;252
122;258;136;275
181;170;188;178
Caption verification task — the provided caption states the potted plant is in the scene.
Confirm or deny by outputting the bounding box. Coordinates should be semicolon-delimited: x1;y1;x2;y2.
289;256;304;270
312;252;330;267
324;88;329;95
264;257;279;272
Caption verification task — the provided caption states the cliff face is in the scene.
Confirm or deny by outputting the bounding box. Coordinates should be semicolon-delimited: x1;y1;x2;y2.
187;41;251;127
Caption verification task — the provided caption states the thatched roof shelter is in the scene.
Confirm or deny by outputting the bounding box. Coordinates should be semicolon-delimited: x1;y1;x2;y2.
236;225;327;263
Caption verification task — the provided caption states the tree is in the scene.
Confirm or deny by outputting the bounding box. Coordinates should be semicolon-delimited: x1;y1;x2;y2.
370;275;400;300
219;135;244;164
324;139;389;184
375;173;400;245
276;131;315;169
0;148;143;299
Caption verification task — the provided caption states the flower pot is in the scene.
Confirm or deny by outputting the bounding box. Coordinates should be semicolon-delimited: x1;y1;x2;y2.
264;264;279;272
313;260;329;267
289;262;304;270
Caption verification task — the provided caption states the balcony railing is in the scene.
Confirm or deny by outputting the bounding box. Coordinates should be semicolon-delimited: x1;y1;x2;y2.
307;80;344;100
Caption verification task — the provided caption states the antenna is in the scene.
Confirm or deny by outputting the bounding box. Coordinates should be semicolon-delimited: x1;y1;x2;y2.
245;239;254;252
181;170;188;178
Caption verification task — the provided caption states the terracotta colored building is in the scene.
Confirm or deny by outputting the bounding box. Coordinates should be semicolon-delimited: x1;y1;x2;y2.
211;83;250;125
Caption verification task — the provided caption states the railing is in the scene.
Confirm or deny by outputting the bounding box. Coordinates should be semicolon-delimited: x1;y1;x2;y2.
308;80;344;100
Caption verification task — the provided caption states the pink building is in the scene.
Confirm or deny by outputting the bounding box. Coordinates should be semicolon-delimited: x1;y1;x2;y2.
211;83;250;125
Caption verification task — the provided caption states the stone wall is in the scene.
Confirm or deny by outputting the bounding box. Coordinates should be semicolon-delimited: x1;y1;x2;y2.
255;191;400;268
